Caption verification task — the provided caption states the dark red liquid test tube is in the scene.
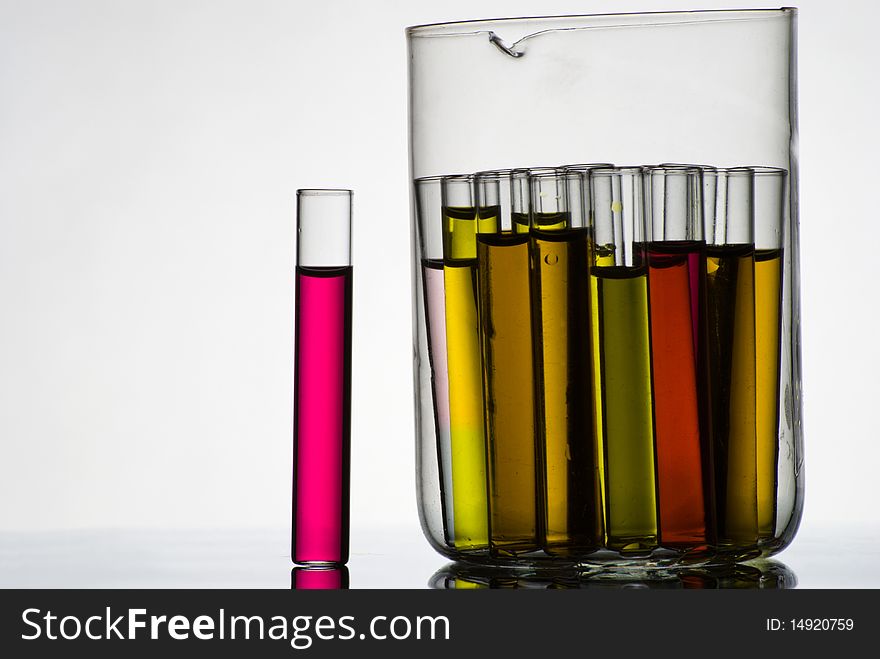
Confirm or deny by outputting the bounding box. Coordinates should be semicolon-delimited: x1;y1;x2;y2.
644;167;713;548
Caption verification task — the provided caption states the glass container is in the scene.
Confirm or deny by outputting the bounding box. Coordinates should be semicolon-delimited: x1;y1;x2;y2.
408;9;801;566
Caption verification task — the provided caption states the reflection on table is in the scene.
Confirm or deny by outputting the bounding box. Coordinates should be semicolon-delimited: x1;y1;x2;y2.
430;560;796;589
291;566;350;590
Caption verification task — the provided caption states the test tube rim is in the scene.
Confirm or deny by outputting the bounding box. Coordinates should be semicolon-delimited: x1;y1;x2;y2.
590;165;646;177
296;188;353;197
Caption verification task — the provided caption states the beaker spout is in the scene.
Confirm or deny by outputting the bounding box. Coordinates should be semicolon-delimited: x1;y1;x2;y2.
488;31;524;58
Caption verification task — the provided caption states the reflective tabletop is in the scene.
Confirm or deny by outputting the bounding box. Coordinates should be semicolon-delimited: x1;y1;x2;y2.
1;521;877;589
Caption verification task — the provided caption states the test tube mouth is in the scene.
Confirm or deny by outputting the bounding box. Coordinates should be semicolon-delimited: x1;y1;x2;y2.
296;188;352;268
506;167;556;181
475;168;517;180
712;166;753;175
590;166;645;176
658;162;716;171
563;163;615;171
473;166;559;179
645;164;703;173
750;166;788;176
522;167;560;176
297;189;353;196
528;168;573;180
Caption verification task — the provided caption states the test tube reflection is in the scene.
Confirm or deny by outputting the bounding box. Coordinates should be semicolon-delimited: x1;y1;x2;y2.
291;566;350;590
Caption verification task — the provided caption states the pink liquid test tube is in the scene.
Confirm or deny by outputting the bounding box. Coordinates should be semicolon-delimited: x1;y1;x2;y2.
292;189;352;566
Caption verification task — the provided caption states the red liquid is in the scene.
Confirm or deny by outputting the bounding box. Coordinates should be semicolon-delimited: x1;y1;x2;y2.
292;265;352;565
647;242;710;546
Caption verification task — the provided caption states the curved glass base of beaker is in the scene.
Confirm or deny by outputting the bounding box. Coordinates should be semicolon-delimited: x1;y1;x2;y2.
423;532;798;570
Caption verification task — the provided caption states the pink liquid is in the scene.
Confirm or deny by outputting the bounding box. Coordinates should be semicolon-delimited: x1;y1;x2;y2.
423;261;451;431
292;265;352;565
422;259;454;542
291;566;349;589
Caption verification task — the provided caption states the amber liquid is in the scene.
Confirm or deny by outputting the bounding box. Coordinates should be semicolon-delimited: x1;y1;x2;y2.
477;231;539;555
647;242;712;547
755;248;783;539
531;226;601;553
705;244;757;545
591;264;658;553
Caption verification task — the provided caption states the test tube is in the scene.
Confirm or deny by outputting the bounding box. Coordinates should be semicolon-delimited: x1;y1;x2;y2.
644;165;712;548
474;169;539;556
415;177;455;546
509;168;532;233
561;164;614;236
440;175;489;550
528;168;602;555
292;189;352;566
702;168;758;546
588;166;658;553
752;167;787;540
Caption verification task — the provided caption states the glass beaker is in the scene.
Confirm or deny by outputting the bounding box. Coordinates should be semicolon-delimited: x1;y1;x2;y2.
408;9;801;566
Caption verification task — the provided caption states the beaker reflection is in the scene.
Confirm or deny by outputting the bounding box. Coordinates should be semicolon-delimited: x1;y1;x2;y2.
429;560;796;589
291;566;350;590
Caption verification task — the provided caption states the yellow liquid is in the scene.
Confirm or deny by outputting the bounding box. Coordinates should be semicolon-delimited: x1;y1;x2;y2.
512;211;568;234
706;246;757;545
511;212;530;235
531;227;601;553
442;206;497;549
755;248;783;539
443;206;498;261
591;266;658;552
453;578;487;590
477;232;539;555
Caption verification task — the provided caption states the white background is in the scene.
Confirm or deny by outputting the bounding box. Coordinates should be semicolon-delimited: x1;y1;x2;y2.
0;0;877;570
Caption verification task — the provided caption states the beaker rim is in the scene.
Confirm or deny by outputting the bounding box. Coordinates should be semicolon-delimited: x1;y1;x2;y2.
406;8;796;36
